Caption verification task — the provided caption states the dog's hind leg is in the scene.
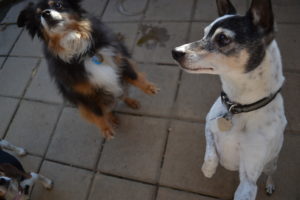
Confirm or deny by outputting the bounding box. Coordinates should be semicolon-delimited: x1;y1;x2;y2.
234;140;267;200
263;157;278;195
201;127;219;178
0;140;26;156
78;105;115;139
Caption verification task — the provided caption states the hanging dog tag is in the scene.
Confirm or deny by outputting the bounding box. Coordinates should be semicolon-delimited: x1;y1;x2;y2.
217;115;232;132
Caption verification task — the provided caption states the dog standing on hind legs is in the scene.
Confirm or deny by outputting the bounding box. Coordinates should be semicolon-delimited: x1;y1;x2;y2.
17;0;158;139
172;0;287;199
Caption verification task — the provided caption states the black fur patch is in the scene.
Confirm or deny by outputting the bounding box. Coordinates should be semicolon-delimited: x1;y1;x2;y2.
0;150;25;173
207;15;268;72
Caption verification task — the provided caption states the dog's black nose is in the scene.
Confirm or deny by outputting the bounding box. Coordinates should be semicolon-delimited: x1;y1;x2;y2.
172;49;185;60
42;10;51;18
0;178;10;187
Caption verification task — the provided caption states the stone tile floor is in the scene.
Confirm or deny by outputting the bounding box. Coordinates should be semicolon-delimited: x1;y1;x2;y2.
0;0;299;199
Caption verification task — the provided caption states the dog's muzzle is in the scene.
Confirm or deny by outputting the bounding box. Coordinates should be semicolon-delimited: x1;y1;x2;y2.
41;9;63;27
172;49;185;61
42;10;51;19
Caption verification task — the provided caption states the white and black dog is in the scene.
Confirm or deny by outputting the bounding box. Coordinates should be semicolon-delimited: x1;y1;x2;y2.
0;140;52;200
172;0;286;199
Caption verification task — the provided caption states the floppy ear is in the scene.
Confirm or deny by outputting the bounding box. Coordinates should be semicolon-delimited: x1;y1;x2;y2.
247;0;274;34
0;164;30;181
17;3;34;28
17;3;39;38
216;0;237;16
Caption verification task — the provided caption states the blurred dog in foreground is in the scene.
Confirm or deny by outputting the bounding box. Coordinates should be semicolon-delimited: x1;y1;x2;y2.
0;140;52;200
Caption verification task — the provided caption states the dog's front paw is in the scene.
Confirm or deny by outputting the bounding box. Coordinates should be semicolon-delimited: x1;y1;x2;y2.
124;98;141;109
144;83;159;95
265;176;275;195
44;179;54;190
201;159;218;178
16;147;27;157
265;184;275;196
102;127;115;140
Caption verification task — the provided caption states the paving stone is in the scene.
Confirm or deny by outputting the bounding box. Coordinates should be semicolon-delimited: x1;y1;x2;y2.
116;64;180;117
0;25;21;55
107;22;139;52
17;154;42;173
0;57;37;97
0;57;5;68
102;0;146;22
157;187;217;200
193;0;248;21
25;60;63;104
273;0;300;23
5;100;60;156
82;0;108;17
99;115;168;183
0;97;18;138
10;30;43;57
276;24;300;72
282;73;300;132
160;120;239;199
144;0;194;21
173;73;221;121
31;161;93;200
189;22;209;42
46;107;103;169
133;22;189;64
256;134;300;200
88;174;156;200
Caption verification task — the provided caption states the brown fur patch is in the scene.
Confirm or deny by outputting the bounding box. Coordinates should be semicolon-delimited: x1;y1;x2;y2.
65;20;91;40
36;8;42;14
48;1;54;6
73;82;94;95
124;97;140;109
42;18;91;55
0;164;30;180
78;105;114;139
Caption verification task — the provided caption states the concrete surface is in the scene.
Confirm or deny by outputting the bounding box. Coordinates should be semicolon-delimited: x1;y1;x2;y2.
0;0;299;199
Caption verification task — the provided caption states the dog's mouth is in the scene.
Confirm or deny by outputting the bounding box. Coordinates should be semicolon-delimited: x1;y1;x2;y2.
180;65;214;72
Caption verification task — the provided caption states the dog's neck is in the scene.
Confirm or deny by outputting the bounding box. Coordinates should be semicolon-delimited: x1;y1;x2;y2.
220;40;284;105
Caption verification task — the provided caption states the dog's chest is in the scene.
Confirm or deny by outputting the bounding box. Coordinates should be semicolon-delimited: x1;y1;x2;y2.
84;52;123;98
206;97;286;171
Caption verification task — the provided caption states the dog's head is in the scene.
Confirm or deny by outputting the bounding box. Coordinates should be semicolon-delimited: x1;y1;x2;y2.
17;0;86;39
172;0;275;74
0;164;31;200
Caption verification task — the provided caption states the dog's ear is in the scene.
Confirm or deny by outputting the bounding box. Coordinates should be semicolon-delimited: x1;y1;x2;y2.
17;2;34;28
216;0;237;16
247;0;274;35
17;3;39;38
0;164;30;181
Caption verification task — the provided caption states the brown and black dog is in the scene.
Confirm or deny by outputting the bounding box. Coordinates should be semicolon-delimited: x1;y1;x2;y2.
17;0;158;139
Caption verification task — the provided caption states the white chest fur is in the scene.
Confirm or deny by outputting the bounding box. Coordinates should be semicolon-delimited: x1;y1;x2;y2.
84;48;123;97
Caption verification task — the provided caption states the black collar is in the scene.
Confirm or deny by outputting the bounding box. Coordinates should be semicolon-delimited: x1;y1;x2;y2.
221;88;281;114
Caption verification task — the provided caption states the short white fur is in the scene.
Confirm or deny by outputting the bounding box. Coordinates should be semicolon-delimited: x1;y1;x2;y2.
84;47;123;98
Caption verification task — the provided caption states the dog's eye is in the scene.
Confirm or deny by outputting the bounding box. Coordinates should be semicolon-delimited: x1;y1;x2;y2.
55;2;63;9
216;33;231;47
